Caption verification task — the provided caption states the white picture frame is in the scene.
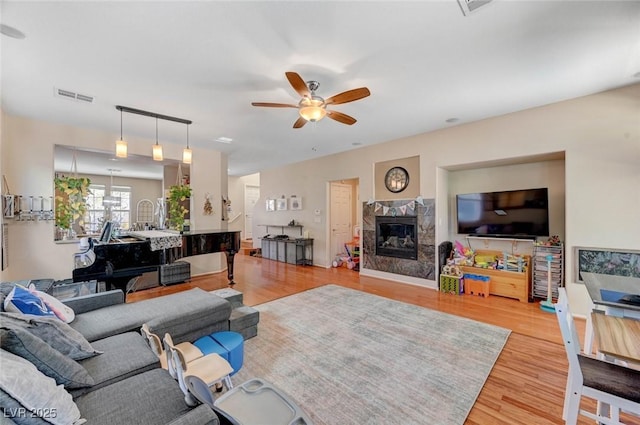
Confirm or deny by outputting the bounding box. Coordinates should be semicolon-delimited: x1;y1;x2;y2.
289;196;302;210
266;199;275;212
276;198;287;211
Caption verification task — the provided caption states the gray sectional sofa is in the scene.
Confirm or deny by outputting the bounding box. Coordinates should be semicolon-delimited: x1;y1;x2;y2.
0;284;249;425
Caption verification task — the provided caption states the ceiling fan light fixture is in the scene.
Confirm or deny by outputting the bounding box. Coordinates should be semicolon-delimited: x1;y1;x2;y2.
299;96;326;122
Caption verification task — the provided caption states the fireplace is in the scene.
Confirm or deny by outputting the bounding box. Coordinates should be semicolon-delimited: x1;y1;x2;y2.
375;216;418;260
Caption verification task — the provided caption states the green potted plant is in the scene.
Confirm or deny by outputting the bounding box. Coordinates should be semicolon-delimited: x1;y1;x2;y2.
54;175;91;238
167;184;192;230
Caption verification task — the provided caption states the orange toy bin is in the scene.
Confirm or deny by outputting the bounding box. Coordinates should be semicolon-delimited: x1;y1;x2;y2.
463;274;490;298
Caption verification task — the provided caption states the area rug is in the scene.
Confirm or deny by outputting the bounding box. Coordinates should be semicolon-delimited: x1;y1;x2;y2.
233;285;510;425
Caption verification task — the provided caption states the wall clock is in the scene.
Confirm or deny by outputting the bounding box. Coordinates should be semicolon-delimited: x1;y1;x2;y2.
384;166;409;193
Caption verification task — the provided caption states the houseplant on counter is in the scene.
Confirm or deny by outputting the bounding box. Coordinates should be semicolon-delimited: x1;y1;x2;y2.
54;175;91;239
167;184;191;231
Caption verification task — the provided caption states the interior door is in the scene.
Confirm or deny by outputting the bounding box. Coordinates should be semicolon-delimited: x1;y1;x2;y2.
330;182;352;259
244;185;260;240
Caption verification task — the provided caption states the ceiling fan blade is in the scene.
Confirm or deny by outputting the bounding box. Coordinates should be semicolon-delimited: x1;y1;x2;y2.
325;87;370;106
326;110;357;125
293;116;307;129
251;102;298;108
285;72;311;98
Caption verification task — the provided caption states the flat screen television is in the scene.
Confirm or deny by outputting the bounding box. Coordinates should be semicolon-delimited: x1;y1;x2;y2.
456;188;549;238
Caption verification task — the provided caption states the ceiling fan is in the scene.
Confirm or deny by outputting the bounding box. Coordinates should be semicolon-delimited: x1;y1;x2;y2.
251;72;370;129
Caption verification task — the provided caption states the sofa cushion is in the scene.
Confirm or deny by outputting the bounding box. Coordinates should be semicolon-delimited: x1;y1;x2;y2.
70;288;231;343
145;289;232;344
0;312;101;360
75;369;206;425
0;327;94;389
70;332;160;398
0;349;86;425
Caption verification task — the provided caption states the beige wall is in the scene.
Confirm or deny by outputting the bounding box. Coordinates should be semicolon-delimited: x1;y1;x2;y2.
374;156;420;200
1;114;227;281
254;83;640;316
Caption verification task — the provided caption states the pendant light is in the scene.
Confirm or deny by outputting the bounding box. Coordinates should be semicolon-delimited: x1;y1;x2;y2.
115;108;127;158
182;124;192;164
152;117;163;161
115;105;192;163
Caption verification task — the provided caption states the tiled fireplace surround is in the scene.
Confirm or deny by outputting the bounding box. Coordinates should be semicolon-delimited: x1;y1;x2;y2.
362;199;436;280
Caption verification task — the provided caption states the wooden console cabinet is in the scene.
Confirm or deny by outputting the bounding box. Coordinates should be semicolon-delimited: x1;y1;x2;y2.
460;250;531;303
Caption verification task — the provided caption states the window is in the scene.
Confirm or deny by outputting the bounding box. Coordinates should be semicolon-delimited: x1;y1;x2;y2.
84;184;132;233
85;184;105;234
110;186;131;231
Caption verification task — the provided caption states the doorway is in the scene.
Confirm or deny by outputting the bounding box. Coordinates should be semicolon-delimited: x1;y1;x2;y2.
244;185;260;240
329;180;358;265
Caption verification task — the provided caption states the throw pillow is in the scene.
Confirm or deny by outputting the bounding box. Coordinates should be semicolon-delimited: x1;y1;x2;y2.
0;327;94;389
4;285;55;317
0;312;102;360
30;288;75;324
0;349;87;425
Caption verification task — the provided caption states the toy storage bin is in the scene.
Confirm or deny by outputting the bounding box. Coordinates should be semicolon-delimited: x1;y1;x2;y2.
463;274;490;298
439;275;463;295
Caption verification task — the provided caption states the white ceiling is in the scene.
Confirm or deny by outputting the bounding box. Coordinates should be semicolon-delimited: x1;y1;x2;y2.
2;1;639;177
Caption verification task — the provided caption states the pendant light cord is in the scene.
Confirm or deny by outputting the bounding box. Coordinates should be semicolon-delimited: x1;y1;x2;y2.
155;117;158;145
120;109;123;140
187;125;190;148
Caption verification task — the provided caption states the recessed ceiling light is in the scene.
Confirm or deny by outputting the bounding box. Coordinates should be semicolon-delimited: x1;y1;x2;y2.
352;142;362;146
633;71;640;78
0;24;26;39
446;118;459;123
215;137;233;144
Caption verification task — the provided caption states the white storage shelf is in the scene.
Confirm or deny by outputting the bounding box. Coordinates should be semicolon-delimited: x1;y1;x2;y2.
532;244;564;300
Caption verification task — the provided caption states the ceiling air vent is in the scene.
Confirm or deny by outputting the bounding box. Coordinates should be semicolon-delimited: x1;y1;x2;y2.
54;87;95;104
457;0;492;16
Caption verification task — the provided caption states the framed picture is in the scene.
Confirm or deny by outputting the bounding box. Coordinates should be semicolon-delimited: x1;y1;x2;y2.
289;196;302;210
266;199;275;212
276;198;287;211
574;246;640;283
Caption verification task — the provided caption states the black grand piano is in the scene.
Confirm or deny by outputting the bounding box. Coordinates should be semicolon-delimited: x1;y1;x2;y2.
72;223;241;295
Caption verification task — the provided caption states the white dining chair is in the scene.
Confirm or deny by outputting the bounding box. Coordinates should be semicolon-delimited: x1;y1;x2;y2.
163;333;234;406
140;323;202;374
555;288;640;424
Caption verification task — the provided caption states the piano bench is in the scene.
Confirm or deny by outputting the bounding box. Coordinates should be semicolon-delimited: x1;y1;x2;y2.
160;261;191;286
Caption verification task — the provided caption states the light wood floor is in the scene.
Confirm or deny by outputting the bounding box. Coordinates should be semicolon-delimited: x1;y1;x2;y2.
128;255;640;425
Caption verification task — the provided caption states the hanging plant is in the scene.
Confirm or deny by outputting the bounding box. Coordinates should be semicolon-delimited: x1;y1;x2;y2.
54;175;91;231
167;184;192;230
